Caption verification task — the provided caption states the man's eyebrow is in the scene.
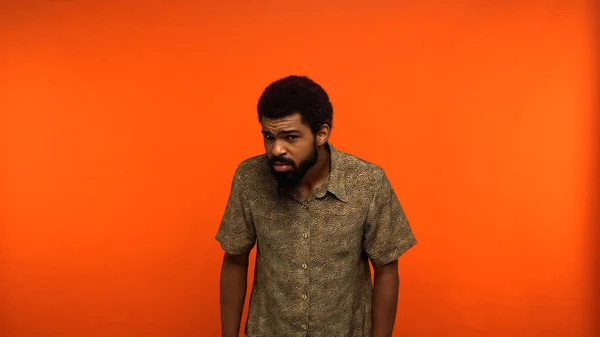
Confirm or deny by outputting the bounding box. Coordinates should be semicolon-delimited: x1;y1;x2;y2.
261;129;300;135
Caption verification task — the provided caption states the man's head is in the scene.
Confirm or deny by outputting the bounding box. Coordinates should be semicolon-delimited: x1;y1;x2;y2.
257;75;333;189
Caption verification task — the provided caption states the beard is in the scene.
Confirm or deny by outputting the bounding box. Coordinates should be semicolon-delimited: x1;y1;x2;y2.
269;141;319;191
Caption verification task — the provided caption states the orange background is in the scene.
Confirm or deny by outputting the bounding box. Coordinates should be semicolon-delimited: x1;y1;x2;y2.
1;1;597;337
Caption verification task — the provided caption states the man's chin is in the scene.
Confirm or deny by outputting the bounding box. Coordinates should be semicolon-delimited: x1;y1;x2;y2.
272;173;299;189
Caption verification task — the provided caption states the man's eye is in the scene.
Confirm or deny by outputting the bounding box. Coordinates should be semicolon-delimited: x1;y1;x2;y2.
264;135;274;140
286;135;298;140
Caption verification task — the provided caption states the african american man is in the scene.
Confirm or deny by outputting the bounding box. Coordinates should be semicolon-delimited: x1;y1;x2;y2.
216;75;417;337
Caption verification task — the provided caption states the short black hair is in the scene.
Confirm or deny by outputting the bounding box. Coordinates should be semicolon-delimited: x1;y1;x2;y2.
257;75;333;134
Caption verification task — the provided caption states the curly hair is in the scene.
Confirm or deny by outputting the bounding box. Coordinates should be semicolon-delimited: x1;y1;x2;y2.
257;75;333;135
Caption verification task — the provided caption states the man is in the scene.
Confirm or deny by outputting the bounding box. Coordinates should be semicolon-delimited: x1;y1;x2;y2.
216;75;417;337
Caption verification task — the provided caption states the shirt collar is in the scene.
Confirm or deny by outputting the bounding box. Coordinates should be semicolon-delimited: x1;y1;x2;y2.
314;143;347;202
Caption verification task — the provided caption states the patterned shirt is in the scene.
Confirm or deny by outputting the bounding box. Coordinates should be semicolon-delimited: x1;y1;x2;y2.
216;143;417;337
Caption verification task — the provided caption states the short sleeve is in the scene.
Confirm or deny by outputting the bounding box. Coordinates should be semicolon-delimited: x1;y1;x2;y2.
363;171;417;266
215;164;256;255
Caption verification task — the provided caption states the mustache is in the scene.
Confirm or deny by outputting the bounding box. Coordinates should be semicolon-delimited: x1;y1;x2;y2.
269;155;295;166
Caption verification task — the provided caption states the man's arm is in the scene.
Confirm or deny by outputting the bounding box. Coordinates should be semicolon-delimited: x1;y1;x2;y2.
220;252;250;337
372;260;399;337
216;163;256;336
363;170;416;337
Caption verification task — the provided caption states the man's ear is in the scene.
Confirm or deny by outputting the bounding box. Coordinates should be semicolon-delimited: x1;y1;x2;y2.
316;124;330;146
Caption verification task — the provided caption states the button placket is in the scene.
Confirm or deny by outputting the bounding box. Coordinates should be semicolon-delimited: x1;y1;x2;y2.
300;202;311;335
301;202;311;274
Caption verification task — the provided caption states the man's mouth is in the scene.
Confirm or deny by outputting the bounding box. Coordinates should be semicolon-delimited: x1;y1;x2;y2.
272;162;292;172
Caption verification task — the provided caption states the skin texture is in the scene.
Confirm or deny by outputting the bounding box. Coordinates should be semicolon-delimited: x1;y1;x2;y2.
220;113;400;336
372;260;400;337
220;252;249;337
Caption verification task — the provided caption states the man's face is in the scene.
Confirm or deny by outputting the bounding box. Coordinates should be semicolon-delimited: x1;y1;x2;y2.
261;113;319;189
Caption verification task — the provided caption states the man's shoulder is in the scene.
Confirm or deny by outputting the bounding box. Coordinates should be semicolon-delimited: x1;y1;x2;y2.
233;153;269;176
335;148;386;182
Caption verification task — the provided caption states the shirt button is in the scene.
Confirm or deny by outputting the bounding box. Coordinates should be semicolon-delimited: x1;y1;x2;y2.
301;324;307;330
302;263;307;269
302;294;308;300
302;233;308;239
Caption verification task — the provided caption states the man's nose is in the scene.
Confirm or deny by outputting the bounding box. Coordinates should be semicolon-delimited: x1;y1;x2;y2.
272;140;287;157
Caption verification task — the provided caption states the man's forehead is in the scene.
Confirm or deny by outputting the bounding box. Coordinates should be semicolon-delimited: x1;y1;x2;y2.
261;114;308;132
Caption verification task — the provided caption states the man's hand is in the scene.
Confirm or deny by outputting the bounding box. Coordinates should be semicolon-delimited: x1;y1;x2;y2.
220;252;250;337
